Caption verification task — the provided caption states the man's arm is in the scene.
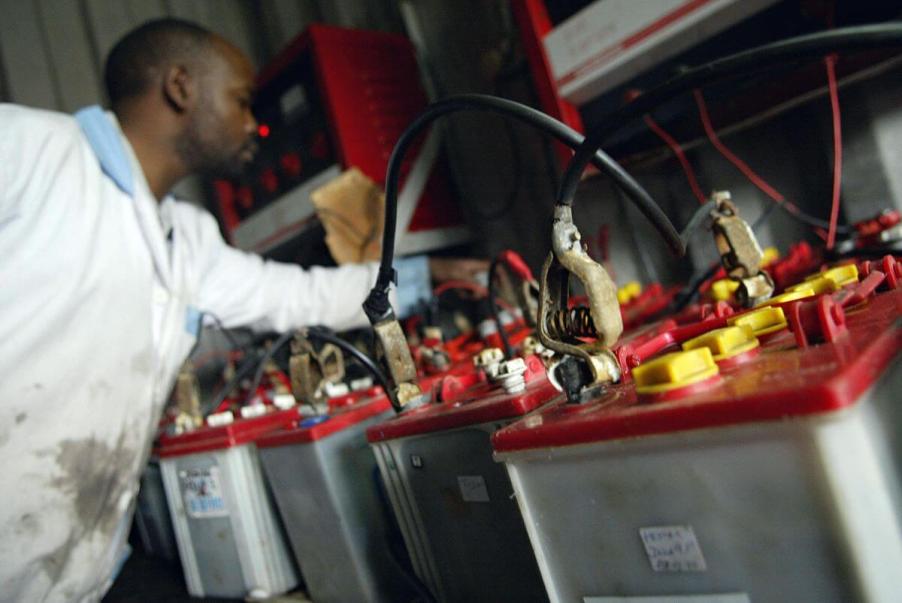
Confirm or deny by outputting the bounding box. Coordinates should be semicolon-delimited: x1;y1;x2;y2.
188;205;390;332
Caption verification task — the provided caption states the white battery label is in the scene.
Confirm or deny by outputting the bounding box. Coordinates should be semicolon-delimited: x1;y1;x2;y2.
457;475;490;502
180;466;228;518
639;525;706;572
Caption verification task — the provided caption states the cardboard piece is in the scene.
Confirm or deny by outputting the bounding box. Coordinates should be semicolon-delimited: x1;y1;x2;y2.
310;167;384;264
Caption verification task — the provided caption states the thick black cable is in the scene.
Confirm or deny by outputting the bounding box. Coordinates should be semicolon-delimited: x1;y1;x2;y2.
364;94;683;323
559;23;902;209
487;257;514;359
304;328;394;406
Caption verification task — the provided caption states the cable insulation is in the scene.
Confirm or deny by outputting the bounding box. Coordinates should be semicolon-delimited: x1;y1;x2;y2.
825;54;843;249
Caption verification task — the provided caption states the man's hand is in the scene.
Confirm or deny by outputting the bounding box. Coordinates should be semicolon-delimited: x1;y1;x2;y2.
428;257;489;284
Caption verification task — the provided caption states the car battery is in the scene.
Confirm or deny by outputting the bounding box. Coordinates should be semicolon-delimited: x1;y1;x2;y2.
493;284;902;603
134;457;178;562
366;355;557;602
158;408;300;598
256;392;416;603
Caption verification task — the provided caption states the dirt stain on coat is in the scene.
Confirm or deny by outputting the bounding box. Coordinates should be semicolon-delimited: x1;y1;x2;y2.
41;432;137;581
49;434;135;537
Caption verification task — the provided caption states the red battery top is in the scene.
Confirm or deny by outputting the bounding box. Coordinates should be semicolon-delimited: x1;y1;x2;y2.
493;287;902;453
158;407;301;458
257;395;393;447
365;376;561;443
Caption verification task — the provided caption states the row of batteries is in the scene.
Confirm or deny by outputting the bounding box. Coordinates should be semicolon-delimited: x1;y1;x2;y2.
147;250;902;603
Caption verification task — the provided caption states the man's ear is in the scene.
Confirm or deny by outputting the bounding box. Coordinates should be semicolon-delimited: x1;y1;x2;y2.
162;65;195;113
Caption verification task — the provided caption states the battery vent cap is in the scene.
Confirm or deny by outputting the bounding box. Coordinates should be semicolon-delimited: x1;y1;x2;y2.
757;286;815;307
728;306;787;337
617;281;642;305
682;325;758;363
710;278;740;301
807;264;859;288
633;348;719;396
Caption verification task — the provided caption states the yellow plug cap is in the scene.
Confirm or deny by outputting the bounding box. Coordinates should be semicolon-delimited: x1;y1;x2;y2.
710;278;740;302
633;348;719;395
760;247;780;267
728;306;787;337
682;325;759;361
756;286;816;307
788;277;835;295
617;281;642;305
817;264;859;288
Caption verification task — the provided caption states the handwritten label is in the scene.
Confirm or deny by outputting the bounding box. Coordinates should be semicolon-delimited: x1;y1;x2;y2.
180;466;228;518
639;525;706;572
457;475;490;502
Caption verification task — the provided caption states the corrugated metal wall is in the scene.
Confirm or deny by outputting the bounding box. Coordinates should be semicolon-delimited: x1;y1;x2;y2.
0;0;404;112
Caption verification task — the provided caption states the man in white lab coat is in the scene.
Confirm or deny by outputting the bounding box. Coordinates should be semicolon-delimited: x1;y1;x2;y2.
0;19;483;602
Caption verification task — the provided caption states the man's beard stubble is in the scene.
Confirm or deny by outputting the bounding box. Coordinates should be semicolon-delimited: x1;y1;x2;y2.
176;112;251;179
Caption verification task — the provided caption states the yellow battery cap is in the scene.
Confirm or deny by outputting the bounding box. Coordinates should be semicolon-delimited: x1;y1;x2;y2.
756;286;816;307
617;281;642;305
710;278;740;302
682;325;759;361
728;306;787;337
633;348;719;395
760;246;780;266
788;276;835;295
810;264;859;288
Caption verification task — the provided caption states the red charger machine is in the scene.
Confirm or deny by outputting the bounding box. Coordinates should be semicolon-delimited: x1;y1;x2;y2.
209;24;467;258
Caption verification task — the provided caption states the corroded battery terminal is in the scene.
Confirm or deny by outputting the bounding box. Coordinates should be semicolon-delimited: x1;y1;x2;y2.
537;205;621;400
710;191;774;306
289;331;345;409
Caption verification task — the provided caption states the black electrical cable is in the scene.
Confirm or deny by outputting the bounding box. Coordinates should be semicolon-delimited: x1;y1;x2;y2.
364;94;683;324
187;311;242;359
204;349;265;415
487;257;514;359
679;199;716;248
558;23;902;209
245;331;295;404
304;328;395;408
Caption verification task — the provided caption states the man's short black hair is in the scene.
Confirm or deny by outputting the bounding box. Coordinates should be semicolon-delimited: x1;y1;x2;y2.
104;18;213;109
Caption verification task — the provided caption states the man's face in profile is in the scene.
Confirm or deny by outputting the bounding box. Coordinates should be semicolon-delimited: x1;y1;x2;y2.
180;37;259;178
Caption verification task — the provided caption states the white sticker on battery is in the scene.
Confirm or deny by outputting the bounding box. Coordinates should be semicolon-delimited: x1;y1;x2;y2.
457;475;490;502
180;466;228;518
639;525;706;572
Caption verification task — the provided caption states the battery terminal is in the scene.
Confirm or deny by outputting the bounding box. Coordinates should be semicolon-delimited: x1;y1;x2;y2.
537;205;622;399
709;191;775;306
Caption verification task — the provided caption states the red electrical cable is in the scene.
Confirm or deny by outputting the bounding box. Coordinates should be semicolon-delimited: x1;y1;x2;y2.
432;280;488;298
824;54;843;249
692;89;805;216
643;114;708;205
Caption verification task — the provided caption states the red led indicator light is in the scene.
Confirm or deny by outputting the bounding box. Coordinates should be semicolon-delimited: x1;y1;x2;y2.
258;124;271;138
